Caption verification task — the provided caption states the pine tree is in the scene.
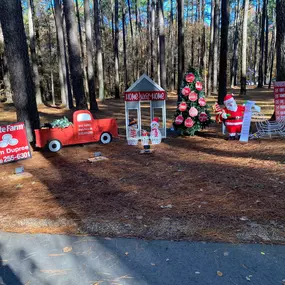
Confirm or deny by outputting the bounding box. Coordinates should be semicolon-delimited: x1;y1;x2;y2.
173;67;212;136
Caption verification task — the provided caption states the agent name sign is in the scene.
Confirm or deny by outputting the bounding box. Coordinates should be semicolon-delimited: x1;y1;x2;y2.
0;122;31;164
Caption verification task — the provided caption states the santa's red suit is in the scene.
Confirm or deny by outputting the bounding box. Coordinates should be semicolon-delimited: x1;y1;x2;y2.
222;94;245;137
224;105;245;134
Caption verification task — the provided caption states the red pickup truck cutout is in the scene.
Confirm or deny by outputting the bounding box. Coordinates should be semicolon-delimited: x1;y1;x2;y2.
35;110;119;152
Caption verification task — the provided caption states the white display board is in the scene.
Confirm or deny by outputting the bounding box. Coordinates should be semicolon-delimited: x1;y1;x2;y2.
240;101;261;142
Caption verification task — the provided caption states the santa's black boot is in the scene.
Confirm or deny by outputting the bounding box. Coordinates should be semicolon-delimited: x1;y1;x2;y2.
227;136;236;140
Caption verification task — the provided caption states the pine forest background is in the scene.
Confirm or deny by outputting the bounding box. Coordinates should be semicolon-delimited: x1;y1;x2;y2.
0;0;278;109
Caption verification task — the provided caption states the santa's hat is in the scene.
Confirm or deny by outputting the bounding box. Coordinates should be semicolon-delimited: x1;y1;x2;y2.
224;94;235;103
151;117;159;126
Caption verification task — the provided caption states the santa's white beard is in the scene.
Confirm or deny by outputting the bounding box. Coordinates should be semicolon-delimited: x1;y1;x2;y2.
225;103;237;112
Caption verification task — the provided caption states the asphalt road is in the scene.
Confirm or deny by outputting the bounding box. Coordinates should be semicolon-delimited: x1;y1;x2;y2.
0;231;284;285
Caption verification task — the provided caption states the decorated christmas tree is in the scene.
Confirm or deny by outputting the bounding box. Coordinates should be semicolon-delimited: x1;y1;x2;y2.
173;67;212;136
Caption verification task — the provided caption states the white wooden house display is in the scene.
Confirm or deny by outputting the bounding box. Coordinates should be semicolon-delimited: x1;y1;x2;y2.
124;74;167;141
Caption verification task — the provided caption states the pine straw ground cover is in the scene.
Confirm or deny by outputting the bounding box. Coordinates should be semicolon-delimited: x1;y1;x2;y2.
0;88;285;244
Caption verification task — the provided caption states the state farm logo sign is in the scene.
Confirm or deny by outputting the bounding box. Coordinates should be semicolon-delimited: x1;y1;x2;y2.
0;122;32;164
124;91;166;101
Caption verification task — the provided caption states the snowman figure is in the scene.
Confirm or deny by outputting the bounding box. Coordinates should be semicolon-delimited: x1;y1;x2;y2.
141;129;149;146
127;118;138;145
150;117;161;144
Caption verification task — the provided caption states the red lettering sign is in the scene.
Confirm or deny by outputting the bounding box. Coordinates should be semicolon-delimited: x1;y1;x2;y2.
124;91;166;101
0;122;32;164
274;82;285;120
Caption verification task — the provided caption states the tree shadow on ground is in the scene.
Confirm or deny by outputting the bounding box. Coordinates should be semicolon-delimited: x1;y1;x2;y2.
23;136;285;243
0;258;22;285
0;242;51;285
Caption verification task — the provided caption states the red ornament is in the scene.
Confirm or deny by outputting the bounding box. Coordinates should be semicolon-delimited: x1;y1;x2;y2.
188;91;198;101
178;102;187;112
198;97;206;106
181;87;191;96
175;115;184;125
189;107;198;117
185;73;195;83
195;81;203;91
199;112;208;122
184;117;194;128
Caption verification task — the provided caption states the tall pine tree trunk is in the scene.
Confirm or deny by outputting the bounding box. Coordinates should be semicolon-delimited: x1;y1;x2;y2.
28;0;42;105
200;0;206;78
177;0;185;99
156;0;161;85
253;1;260;84
240;0;249;96
276;0;285;81
3;54;12;103
151;0;156;79
257;0;266;88
62;0;87;109
268;22;276;89
54;0;70;108
0;27;12;103
127;0;135;81
213;0;220;94
84;0;98;110
75;0;88;97
169;0;175;90
264;0;269;85
122;1;128;90
47;11;55;105
230;0;240;87
0;0;40;141
63;16;74;108
191;0;195;67
114;0;120;98
94;0;105;101
158;0;166;89
207;0;215;96
218;0;229;104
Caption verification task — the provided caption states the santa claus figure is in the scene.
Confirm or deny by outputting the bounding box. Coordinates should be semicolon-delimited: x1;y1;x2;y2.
220;94;245;140
127;118;138;145
150;117;161;144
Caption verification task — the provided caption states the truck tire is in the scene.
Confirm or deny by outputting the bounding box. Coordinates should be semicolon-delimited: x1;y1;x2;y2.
47;139;62;152
100;132;112;144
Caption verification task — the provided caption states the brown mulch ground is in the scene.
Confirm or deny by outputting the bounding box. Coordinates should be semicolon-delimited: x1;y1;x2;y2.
0;87;285;243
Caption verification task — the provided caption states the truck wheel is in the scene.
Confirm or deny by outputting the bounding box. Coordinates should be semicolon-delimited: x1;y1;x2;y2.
100;133;112;144
47;139;62;152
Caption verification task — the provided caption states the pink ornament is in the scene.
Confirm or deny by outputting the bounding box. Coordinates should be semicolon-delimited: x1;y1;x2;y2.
195;81;203;91
184;117;194;128
185;73;195;83
181;87;191;96
199;112;208;122
175;115;184;125
189;107;198;117
188;91;198;101
179;102;187;112
198;97;206;106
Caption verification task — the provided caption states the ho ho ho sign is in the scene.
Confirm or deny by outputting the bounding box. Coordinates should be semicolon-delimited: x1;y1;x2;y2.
0;122;32;164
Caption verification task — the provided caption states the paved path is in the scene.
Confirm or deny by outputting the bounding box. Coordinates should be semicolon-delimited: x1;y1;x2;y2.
0;232;284;285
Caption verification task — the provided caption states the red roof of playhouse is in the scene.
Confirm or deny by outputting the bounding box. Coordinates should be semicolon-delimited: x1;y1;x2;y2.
124;74;166;101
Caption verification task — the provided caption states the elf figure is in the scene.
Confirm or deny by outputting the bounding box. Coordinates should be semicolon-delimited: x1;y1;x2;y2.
150;117;161;144
216;94;245;140
141;129;149;146
127;118;138;145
